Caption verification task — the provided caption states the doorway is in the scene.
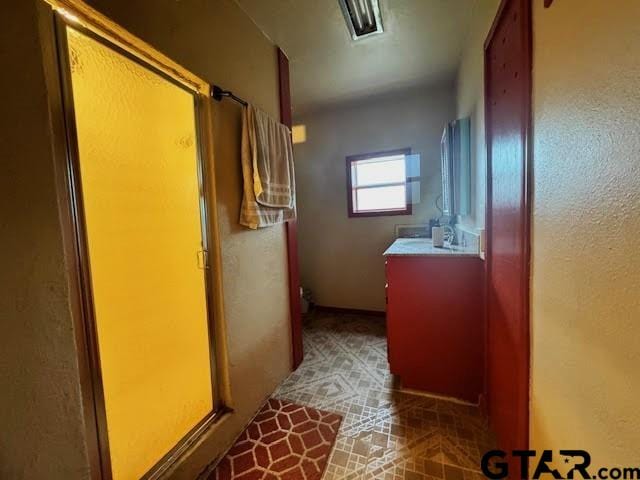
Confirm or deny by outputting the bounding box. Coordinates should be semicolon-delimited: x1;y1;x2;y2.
51;13;221;480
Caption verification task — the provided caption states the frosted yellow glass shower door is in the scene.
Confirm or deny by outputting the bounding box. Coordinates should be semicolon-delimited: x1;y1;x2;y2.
63;26;214;480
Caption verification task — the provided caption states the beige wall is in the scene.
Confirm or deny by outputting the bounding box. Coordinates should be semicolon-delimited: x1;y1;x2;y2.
294;85;455;311
531;0;640;469
455;0;500;233
2;0;292;478
0;2;92;477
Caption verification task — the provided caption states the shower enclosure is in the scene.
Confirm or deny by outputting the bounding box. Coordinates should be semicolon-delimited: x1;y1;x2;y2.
49;11;221;479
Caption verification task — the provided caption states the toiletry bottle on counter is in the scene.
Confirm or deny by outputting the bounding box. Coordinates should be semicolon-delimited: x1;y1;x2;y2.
432;226;445;247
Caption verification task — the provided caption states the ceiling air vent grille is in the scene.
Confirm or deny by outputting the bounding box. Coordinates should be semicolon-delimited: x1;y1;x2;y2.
339;0;384;41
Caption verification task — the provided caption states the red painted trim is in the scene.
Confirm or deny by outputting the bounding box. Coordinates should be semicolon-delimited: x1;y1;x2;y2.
484;0;532;466
277;47;304;370
484;0;509;50
277;49;292;128
345;148;412;163
347;208;413;219
345;148;413;218
478;393;488;417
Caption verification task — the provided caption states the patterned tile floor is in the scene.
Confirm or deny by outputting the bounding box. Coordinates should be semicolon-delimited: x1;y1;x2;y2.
272;312;495;480
210;399;342;480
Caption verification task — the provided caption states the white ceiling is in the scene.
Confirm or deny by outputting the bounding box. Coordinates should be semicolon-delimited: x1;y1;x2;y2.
234;0;477;115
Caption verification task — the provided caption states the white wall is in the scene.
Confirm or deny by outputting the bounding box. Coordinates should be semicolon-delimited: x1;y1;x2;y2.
455;0;500;233
294;85;455;311
531;0;640;469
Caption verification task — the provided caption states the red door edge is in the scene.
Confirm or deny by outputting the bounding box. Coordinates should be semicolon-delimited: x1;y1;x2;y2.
277;47;304;370
483;0;533;459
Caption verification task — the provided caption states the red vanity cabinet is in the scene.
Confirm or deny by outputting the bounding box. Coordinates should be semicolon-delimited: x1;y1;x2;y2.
385;252;484;403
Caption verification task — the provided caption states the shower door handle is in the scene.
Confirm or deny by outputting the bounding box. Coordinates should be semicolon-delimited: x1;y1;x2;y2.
197;249;209;270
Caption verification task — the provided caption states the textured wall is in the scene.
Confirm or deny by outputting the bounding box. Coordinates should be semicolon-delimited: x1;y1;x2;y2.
0;2;91;478
2;0;291;478
455;0;500;232
531;0;640;468
294;86;455;311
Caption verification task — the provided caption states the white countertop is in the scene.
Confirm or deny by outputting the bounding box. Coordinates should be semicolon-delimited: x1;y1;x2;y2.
383;238;481;258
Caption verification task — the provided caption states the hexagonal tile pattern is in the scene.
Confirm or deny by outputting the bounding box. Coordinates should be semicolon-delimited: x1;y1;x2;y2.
210;399;342;480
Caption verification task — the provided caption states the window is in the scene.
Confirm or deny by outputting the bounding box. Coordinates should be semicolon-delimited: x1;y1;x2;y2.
347;148;412;217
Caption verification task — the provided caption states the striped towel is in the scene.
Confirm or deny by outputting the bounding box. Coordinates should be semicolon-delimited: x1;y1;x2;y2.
239;105;296;229
249;105;295;208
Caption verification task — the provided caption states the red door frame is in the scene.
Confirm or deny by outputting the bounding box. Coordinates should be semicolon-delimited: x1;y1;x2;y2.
484;0;532;465
277;48;304;370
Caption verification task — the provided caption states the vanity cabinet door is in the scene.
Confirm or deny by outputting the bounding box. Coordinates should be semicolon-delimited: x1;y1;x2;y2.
385;256;484;402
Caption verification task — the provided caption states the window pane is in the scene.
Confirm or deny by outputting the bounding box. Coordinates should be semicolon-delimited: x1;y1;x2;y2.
356;185;407;211
354;155;405;186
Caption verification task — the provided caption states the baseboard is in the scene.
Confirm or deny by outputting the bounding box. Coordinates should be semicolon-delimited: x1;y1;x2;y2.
399;386;479;407
313;305;386;317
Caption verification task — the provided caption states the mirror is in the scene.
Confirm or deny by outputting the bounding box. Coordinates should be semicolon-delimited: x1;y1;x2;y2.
440;117;471;217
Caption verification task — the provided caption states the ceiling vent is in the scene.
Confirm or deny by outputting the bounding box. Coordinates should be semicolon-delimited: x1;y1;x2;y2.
338;0;384;41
